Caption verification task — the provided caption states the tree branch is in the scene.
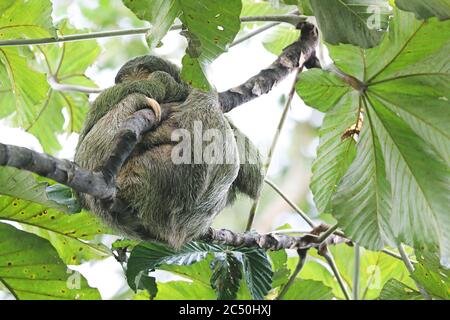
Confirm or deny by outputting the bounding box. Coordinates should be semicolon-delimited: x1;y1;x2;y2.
0;107;160;200
276;249;308;300
218;22;320;112
0;14;305;47
0;143;114;199
0;22;335;254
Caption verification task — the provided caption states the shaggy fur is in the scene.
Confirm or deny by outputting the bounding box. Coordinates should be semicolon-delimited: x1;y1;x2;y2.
74;56;264;248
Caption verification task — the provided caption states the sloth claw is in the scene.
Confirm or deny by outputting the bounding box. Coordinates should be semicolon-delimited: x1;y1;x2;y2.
145;97;161;123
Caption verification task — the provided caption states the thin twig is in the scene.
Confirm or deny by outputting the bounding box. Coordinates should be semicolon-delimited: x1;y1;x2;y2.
276;249;308;300
397;243;431;300
0;14;305;47
353;244;360;300
47;76;103;94
264;179;315;228
241;14;306;25
230;22;280;48
245;67;302;231
316;224;339;243
321;250;351;300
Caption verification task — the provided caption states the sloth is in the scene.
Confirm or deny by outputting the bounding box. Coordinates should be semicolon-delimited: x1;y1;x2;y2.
75;56;264;248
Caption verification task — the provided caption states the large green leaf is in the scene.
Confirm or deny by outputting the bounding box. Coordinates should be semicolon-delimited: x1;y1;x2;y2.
27;21;99;154
297;73;358;214
0;167;67;211
126;242;216;291
126;241;273;300
412;251;450;300
0;48;50;131
309;0;391;48
268;249;291;288
0;0;55;40
122;0;181;49
297;10;450;264
395;0;450;20
378;279;423;300
0;194;109;265
300;245;413;299
281;279;334;300
332;113;393;249
125;0;242;90
0;223;100;300
0;0;54;136
155;281;217;300
210;252;242;300
238;247;273;300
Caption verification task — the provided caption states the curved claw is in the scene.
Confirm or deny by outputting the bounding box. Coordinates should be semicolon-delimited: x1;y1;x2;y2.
145;97;161;123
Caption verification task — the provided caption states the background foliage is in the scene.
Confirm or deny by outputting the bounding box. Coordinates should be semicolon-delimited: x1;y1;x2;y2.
0;0;448;300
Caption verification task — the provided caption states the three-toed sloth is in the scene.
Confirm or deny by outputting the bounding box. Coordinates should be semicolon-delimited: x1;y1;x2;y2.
75;56;264;248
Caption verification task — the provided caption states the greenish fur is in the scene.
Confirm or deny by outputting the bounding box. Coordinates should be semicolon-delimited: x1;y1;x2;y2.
75;56;264;248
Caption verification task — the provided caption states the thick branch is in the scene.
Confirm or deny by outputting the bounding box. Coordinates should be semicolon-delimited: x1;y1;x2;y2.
0;108;160;200
0;143;114;199
218;22;320;112
202;227;346;251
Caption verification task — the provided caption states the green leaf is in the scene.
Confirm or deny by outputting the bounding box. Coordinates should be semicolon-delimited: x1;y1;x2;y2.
46;184;82;214
210;252;243;300
280;279;334;300
296;69;354;113
26;21;99;154
412;251;450;300
332;112;394;250
238;247;273;300
0;48;50;130
298;9;450;264
241;0;293;29
395;0;450;20
296;69;357;215
125;0;242;89
268;250;291;288
0;0;55;40
127;241;273;300
0;194;110;265
309;0;391;48
126;241;217;291
0;0;55;135
122;0;181;49
301;245;413;299
178;0;242;89
0;167;68;212
155;281;217;300
0;223;100;300
297;0;314;15
303;84;358;214
379;279;423;300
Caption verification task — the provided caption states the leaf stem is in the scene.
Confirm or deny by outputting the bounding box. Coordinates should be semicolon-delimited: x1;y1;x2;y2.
245;68;302;231
322;251;351;300
241;14;307;26
230;22;279;48
397;243;431;300
0;14;306;47
317;224;339;243
353;244;360;300
264;179;315;228
276;249;307;300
